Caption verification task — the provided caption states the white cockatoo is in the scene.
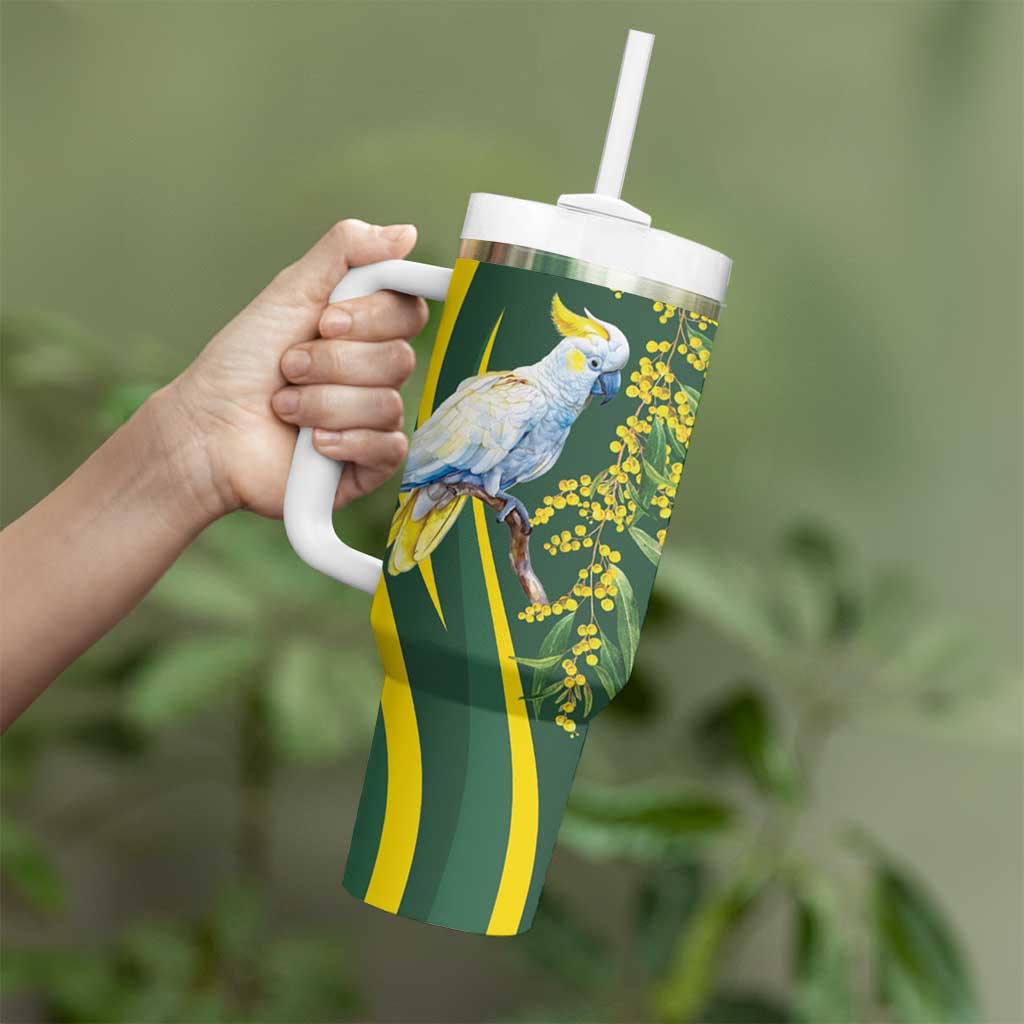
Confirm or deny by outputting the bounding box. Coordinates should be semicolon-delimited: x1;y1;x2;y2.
387;293;630;574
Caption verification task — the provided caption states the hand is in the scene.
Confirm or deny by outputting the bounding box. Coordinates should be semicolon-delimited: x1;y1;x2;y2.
151;220;428;522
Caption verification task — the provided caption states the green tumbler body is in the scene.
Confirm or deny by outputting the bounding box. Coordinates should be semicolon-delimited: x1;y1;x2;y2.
343;242;724;934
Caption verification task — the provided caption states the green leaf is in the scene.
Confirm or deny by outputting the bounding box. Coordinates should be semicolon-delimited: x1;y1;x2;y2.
0;817;64;913
528;677;571;704
127;634;260;729
593;662;621;702
656;549;787;665
642;455;674;491
150;555;263;625
639;466;659;510
562;783;731;863
629;524;663;566
696;686;798;801
634;860;705;975
868;850;979;1022
647;416;669;474
268;640;379;762
608;565;641;674
582;682;594;718
791;875;856;1023
513;652;566;670
681;384;702;415
655;879;763;1023
531;610;577;697
625;474;649;518
597;625;626;688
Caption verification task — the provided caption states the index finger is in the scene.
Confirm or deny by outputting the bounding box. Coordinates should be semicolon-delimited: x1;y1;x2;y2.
320;289;430;342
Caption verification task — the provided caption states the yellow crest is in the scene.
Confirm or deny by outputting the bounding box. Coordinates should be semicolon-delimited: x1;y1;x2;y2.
551;293;609;341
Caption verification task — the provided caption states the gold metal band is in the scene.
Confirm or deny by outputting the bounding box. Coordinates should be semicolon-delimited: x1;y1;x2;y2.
458;239;724;319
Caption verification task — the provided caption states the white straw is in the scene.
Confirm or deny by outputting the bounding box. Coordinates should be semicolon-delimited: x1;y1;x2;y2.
594;29;655;199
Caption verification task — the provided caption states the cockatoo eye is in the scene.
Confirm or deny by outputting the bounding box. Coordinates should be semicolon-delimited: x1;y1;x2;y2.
588;356;601;370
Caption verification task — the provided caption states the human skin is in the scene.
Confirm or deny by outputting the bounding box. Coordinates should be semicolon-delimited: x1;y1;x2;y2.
0;220;429;729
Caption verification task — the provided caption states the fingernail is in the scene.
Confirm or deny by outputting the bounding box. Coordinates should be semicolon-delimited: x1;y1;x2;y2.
382;223;414;240
281;349;311;378
273;388;299;415
314;428;344;446
321;307;353;336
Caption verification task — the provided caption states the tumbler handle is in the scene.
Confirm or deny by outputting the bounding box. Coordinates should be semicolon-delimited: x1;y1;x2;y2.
283;259;453;593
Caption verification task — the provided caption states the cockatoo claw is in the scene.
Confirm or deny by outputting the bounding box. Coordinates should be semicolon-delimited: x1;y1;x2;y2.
496;494;532;533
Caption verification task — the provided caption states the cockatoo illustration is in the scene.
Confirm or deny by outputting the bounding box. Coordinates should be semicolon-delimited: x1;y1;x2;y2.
387;294;630;575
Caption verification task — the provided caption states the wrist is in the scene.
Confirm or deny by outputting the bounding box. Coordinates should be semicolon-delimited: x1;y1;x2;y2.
134;381;236;532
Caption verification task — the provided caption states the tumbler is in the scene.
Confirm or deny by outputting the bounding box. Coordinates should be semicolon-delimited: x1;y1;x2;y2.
284;30;732;935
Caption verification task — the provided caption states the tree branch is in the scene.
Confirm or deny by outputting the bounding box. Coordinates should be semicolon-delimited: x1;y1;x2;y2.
447;484;549;606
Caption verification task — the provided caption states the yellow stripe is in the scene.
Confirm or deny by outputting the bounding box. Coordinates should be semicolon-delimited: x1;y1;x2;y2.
472;501;540;935
417;258;478;427
417;555;446;630
478;310;504;373
364;584;422;913
414;258;479;624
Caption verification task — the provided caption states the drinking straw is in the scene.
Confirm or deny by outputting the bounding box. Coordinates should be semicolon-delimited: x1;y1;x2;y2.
593;29;655;200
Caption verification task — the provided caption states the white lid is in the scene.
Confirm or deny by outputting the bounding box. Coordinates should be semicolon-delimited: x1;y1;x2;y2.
461;192;732;304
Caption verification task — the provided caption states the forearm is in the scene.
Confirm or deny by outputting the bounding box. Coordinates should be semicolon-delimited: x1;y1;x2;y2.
0;388;220;728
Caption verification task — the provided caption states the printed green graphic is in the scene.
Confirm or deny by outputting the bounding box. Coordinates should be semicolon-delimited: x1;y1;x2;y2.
344;259;719;936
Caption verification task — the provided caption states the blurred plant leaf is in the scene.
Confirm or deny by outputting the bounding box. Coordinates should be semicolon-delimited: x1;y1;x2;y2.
776;524;860;643
127;634;261;729
695;686;798;800
267;640;379;762
657;549;787;665
150;554;264;626
5;949;125;1023
0;817;64;913
255;935;360;1022
208;883;265;966
561;784;731;863
654;876;764;1023
4;311;179;398
863;844;979;1023
64;715;150;758
603;662;658;720
698;991;791;1023
520;894;612;992
633;860;705;976
200;513;352;611
641;587;679;630
115;921;200;1023
791;873;855;1023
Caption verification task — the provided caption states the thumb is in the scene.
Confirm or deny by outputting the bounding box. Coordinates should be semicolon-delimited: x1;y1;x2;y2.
267;220;418;306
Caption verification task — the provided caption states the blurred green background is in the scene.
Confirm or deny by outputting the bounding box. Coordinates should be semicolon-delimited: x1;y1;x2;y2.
2;2;1021;1022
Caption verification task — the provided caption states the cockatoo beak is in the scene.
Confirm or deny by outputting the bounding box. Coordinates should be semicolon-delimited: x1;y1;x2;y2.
592;370;621;404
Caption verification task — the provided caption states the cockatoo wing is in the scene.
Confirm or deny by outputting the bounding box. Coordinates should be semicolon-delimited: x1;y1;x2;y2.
402;372;548;489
